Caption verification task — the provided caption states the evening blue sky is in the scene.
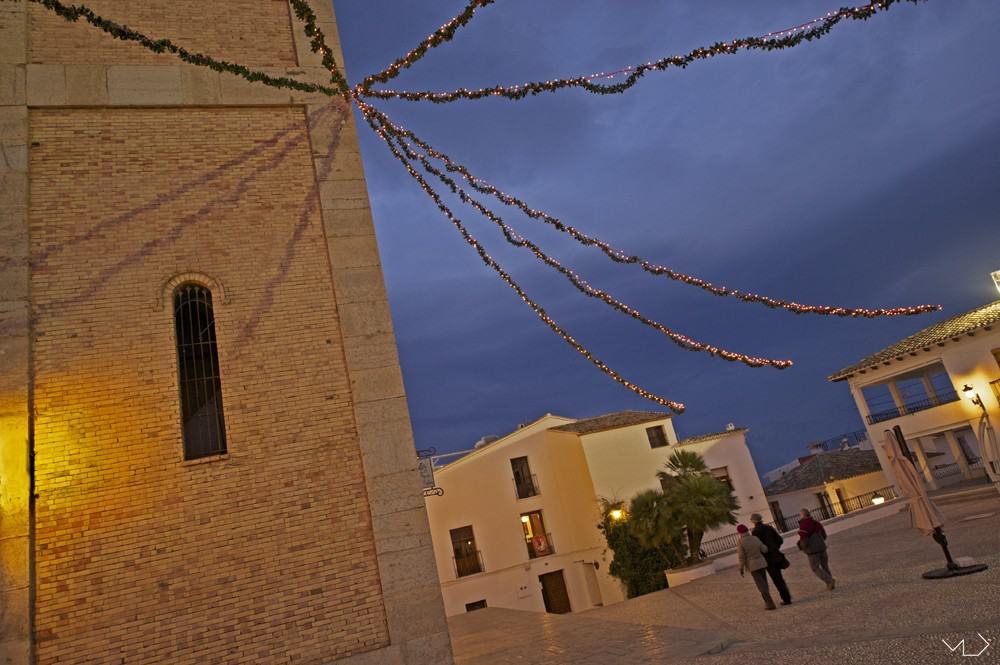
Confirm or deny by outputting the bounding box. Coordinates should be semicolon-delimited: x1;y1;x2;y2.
334;1;1000;475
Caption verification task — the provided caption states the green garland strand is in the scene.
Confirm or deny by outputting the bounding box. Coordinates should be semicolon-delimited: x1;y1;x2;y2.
287;0;351;98
28;0;340;98
360;0;496;91
361;0;924;103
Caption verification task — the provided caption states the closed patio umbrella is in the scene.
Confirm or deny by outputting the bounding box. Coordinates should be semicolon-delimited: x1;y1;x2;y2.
883;429;943;535
883;427;988;579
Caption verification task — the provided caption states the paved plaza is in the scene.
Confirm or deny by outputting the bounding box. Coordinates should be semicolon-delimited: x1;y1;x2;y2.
449;488;1000;665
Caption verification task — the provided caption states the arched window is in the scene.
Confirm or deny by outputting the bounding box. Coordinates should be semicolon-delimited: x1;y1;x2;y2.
173;283;228;459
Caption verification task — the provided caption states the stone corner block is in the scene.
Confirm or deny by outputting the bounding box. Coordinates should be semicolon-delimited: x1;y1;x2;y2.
179;66;221;105
0;106;26;140
0;65;26;106
107;65;182;105
65;65;109;106
400;631;454;665
219;68;293;105
26;64;65;106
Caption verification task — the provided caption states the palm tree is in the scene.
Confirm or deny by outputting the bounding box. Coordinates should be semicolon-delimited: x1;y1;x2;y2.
627;490;681;553
656;450;739;566
670;474;739;565
657;449;708;483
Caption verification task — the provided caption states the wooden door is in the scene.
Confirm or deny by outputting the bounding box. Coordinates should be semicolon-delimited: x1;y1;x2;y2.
539;570;571;614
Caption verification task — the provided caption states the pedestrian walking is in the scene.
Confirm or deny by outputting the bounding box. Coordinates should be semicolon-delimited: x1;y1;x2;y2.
798;508;836;590
737;524;776;611
750;513;792;605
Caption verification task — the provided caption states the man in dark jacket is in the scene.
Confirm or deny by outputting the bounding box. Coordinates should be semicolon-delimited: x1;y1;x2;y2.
750;513;792;605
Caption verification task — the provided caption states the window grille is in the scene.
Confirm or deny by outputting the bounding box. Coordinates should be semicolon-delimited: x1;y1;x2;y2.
174;283;228;460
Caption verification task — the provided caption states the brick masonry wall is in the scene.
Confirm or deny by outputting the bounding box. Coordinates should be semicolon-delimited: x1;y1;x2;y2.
28;106;388;664
2;1;453;663
28;0;297;67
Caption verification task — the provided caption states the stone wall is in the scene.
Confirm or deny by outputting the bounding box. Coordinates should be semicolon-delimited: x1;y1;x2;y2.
0;1;452;663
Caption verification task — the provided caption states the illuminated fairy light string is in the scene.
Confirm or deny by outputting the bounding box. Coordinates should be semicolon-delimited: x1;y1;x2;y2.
360;103;688;413
31;0;941;408
372;111;940;319
372;109;794;369
288;0;351;98
361;0;496;91
360;0;924;103
28;0;342;96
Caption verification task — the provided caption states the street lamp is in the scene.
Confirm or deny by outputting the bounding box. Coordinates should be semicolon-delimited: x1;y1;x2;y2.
962;384;986;413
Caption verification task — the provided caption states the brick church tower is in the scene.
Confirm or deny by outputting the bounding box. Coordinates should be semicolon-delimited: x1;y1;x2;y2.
0;2;451;663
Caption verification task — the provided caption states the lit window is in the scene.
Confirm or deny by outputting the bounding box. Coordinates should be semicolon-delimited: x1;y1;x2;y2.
646;425;669;449
521;511;553;558
174;283;227;460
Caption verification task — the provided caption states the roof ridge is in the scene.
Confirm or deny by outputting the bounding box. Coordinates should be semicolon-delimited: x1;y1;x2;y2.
828;299;1000;381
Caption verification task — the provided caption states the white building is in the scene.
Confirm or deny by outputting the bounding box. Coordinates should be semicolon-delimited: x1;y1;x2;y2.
829;298;1000;490
423;411;769;616
764;448;892;531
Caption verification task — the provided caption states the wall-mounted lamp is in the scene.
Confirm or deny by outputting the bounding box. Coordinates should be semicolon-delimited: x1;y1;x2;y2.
608;509;625;522
962;384;986;413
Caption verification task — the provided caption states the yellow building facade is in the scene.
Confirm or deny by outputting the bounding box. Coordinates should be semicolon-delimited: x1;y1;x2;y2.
0;2;450;663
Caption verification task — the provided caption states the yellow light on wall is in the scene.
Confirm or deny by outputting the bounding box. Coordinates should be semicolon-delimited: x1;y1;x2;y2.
609;509;625;521
520;515;530;523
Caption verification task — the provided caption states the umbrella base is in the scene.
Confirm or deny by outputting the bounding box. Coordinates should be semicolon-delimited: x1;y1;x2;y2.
922;563;988;579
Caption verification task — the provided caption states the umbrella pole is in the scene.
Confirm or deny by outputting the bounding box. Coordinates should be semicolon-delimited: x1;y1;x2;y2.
932;527;959;570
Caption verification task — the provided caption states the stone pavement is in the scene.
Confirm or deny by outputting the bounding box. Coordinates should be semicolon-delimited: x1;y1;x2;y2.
449;489;1000;665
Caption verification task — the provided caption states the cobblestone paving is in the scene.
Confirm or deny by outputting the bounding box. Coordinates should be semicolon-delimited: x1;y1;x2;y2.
449;490;1000;665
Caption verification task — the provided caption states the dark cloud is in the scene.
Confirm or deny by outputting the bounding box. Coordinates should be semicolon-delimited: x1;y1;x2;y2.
335;0;1000;473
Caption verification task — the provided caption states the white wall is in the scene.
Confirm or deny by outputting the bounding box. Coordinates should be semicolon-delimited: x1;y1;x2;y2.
845;328;1000;488
581;426;769;542
424;417;625;616
687;432;771;538
579;417;678;503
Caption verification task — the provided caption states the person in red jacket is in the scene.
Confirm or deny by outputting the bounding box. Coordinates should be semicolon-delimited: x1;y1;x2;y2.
798;508;836;590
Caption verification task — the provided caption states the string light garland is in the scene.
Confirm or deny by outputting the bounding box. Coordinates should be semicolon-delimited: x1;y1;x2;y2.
371;110;940;319
372;108;794;370
361;102;687;413
29;0;341;97
360;0;496;91
360;0;924;103
288;0;351;99
30;0;942;409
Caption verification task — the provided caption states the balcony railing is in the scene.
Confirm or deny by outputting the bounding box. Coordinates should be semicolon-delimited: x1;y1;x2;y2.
454;550;485;578
526;532;555;559
699;486;897;557
866;389;960;424
513;474;541;500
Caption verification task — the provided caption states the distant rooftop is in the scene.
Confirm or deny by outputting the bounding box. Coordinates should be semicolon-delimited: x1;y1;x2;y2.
765;448;883;495
829;300;1000;382
675;428;748;447
550;410;672;435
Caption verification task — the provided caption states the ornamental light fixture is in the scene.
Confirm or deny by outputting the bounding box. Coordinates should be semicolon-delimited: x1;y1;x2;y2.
962;384;986;412
609;509;625;522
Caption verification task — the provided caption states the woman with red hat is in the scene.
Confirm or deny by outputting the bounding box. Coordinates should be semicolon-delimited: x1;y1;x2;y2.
737;523;776;610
